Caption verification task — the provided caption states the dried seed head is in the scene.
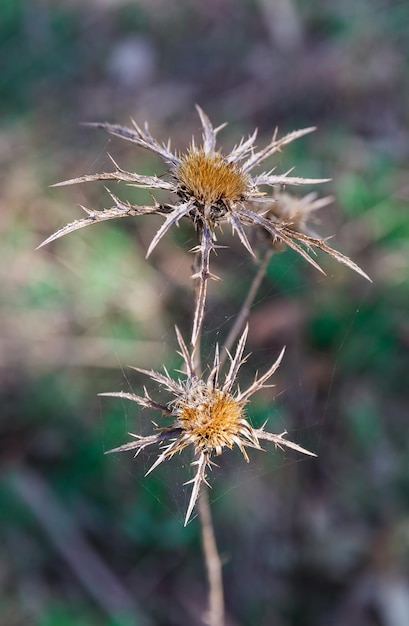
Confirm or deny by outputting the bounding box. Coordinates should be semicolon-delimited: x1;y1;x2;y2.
259;190;371;281
175;380;247;454
103;327;316;525
176;148;249;209
266;190;333;234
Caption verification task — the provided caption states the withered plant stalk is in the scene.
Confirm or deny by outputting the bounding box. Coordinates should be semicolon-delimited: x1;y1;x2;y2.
198;487;224;626
43;107;370;625
192;244;224;626
220;248;273;369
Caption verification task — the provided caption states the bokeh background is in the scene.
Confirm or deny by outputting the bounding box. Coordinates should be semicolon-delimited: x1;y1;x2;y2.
1;1;409;624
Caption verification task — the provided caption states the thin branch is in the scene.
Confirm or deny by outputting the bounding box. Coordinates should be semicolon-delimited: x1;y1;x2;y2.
220;248;272;369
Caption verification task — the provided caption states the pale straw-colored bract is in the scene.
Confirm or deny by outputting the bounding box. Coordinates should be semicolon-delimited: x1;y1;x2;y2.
38;106;369;346
102;325;316;526
267;190;334;239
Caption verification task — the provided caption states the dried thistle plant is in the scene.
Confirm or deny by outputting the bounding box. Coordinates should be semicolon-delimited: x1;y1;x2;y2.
38;106;358;345
102;326;315;526
44;106;370;626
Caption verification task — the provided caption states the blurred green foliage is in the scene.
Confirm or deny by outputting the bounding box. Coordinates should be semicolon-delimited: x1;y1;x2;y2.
1;0;409;625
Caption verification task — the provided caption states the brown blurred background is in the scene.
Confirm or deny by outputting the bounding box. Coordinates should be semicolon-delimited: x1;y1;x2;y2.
1;1;409;625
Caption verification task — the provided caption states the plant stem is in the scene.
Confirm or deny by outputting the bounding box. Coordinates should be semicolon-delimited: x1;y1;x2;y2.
198;487;224;626
191;243;224;624
220;248;272;368
192;248;203;376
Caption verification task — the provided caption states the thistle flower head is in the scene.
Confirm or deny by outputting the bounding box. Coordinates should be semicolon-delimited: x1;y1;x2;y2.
260;189;371;280
40;107;369;344
267;190;333;236
176;147;249;209
102;326;316;525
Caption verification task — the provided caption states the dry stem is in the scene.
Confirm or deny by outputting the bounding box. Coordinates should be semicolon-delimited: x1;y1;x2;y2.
192;248;203;376
198;487;225;626
220;248;272;369
192;245;224;624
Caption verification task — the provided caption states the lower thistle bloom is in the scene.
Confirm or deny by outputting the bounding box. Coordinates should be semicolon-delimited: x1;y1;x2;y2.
102;326;316;525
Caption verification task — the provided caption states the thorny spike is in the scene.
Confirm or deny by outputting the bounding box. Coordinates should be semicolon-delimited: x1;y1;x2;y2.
227;210;255;257
85;120;179;165
223;325;249;392
195;105;228;155
145;439;183;476
242;126;317;173
105;429;180;455
252;173;331;187
129;367;184;395
238;346;286;402
237;207;326;275
98;391;171;414
254;429;317;457
78;205;94;216
104;187;161;214
175;326;195;378
287;229;372;282
146;202;193;258
51;170;175;190
185;452;209;526
37;203;157;250
191;270;221;282
207;343;220;389
227;129;258;164
196;105;216;155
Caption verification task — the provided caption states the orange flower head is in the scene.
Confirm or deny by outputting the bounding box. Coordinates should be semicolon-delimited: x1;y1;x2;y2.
176;148;249;210
175;381;248;456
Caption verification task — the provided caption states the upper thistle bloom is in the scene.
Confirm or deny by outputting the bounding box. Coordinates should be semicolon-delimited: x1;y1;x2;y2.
101;326;316;526
39;106;340;344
